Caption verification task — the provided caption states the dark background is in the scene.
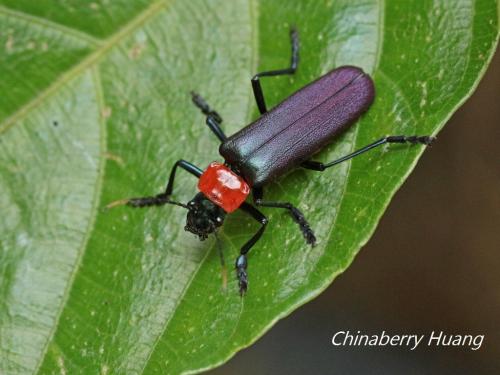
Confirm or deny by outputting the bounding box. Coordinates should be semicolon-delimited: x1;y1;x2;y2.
211;49;500;374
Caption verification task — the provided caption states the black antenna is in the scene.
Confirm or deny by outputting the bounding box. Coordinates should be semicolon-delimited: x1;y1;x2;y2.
214;232;227;290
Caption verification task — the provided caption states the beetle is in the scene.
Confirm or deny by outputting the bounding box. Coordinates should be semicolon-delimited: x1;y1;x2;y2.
107;28;434;295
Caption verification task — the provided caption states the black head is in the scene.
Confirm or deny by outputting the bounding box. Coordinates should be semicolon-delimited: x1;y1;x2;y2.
185;193;226;240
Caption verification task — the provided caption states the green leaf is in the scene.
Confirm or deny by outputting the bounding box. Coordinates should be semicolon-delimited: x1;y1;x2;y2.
0;0;498;373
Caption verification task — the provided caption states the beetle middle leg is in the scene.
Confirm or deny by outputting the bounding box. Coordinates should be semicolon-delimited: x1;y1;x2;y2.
301;135;435;171
191;91;227;142
105;159;202;209
251;27;299;114
235;202;268;295
253;188;316;246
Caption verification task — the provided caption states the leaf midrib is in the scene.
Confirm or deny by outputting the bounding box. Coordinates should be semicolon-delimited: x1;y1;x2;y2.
139;0;260;372
0;0;170;135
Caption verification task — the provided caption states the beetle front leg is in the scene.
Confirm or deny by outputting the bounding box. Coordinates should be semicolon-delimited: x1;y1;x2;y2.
253;188;316;246
105;159;202;209
236;203;268;295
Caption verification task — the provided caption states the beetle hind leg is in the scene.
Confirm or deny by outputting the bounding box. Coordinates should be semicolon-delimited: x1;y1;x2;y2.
251;27;300;114
302;135;435;171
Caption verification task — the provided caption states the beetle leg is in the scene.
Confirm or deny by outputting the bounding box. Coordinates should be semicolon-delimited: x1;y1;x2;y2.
191;91;227;142
105;159;202;209
236;203;268;295
251;27;300;114
301;135;435;171
253;188;316;246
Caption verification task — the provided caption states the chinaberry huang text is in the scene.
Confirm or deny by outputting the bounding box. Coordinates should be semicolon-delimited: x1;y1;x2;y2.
331;331;484;351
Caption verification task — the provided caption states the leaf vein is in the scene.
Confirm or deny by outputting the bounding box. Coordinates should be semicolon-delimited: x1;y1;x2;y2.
0;0;170;135
0;5;103;47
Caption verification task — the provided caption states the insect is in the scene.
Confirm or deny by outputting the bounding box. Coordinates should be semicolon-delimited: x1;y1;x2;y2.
107;28;434;295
